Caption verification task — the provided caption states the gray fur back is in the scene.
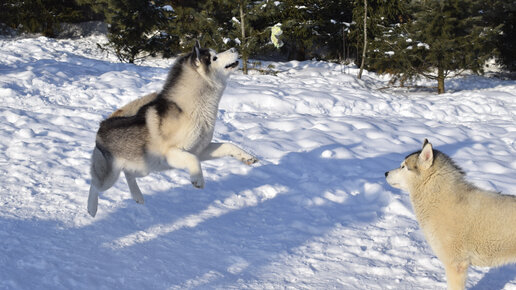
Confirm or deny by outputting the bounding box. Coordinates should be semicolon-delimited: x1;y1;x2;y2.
96;115;150;161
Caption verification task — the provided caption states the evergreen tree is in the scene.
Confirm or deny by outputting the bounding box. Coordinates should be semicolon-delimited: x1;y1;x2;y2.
365;0;501;93
363;0;413;84
244;1;285;57
199;0;237;51
161;1;248;56
159;2;205;54
238;0;354;61
276;0;321;60
0;0;98;37
409;0;500;93
482;0;516;71
233;1;282;66
164;0;237;54
198;0;284;67
79;0;174;63
197;0;354;62
351;0;409;71
320;1;354;61
369;21;417;86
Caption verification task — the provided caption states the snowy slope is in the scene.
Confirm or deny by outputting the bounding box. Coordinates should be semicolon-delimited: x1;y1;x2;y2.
1;36;516;289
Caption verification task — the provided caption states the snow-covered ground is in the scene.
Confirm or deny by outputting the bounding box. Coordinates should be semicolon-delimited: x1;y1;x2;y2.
1;36;516;289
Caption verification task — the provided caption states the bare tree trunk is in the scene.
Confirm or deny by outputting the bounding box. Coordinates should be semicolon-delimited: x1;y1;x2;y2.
239;1;248;75
342;25;346;62
356;38;359;64
357;0;367;79
437;66;445;94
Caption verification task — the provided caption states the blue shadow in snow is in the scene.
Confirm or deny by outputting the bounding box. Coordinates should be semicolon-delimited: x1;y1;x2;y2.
470;265;516;290
3;139;508;289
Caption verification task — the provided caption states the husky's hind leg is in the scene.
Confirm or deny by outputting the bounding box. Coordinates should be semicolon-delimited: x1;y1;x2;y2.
88;168;120;217
88;185;100;217
124;171;144;204
87;146;121;217
166;148;204;189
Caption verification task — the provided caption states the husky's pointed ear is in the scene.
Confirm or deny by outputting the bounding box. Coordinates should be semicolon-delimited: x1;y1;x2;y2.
192;41;201;65
419;140;434;170
194;41;201;58
422;138;429;149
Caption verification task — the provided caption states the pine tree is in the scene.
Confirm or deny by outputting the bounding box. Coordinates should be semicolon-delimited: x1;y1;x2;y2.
236;1;283;65
297;0;354;61
351;0;408;72
159;2;204;54
351;0;378;67
362;0;413;84
482;0;516;71
366;0;501;93
369;20;417;86
199;0;237;51
224;0;354;62
79;0;174;63
201;0;284;67
276;0;319;60
320;1;354;61
409;0;501;93
243;1;285;57
1;0;98;37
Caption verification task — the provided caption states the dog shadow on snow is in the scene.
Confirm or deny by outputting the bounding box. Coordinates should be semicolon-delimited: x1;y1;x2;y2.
0;143;393;288
3;140;516;288
470;264;516;290
82;139;514;288
83;143;396;287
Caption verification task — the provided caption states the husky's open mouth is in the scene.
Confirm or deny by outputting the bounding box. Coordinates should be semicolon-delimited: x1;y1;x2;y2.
225;61;239;69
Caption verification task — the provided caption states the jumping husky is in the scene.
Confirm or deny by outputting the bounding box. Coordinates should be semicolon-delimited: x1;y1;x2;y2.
88;42;258;217
386;139;516;290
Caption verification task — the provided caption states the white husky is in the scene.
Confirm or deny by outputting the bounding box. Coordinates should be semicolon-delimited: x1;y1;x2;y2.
88;42;258;217
386;139;516;290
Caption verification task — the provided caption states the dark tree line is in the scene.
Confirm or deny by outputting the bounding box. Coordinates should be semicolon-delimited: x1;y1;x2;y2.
1;0;514;93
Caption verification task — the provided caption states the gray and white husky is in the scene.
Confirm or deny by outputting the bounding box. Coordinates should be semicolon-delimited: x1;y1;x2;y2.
386;139;516;290
88;42;258;217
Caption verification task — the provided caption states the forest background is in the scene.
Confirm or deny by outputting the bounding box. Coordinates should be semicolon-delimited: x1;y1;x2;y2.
0;0;514;93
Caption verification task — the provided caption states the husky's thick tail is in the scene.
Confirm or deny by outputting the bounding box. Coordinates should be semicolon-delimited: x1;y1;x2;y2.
88;144;120;217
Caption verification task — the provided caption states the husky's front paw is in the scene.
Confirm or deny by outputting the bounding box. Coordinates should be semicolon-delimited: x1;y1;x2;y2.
191;174;205;189
242;156;259;166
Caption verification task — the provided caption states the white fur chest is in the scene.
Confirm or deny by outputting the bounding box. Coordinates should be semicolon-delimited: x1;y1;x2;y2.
176;91;220;155
182;115;216;155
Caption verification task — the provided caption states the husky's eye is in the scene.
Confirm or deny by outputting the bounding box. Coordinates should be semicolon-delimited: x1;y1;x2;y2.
213;56;218;61
401;165;406;169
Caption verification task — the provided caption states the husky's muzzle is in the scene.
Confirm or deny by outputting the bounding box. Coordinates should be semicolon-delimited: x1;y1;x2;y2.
225;61;239;69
